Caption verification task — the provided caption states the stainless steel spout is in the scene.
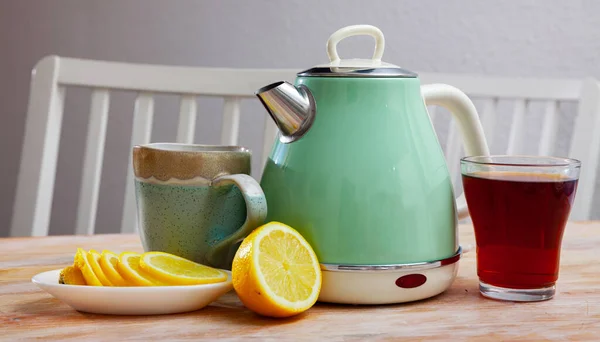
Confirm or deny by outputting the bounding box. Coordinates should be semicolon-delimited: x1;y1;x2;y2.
255;81;316;143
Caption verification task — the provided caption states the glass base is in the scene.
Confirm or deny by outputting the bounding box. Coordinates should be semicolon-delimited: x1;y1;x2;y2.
479;281;555;302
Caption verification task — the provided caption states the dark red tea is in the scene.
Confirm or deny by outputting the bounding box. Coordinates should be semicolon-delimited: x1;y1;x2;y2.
462;172;578;289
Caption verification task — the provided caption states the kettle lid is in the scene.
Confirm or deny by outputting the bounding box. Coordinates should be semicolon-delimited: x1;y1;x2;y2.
298;25;417;78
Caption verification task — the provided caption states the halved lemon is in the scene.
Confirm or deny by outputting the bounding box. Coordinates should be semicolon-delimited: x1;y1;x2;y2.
87;250;113;286
117;252;165;286
99;250;129;286
232;221;322;318
74;248;102;286
139;252;228;285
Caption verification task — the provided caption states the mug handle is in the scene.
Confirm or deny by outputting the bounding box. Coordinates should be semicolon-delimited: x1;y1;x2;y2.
421;84;491;220
205;174;267;267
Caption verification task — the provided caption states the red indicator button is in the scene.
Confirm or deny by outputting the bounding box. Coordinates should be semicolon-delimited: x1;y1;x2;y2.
395;274;427;288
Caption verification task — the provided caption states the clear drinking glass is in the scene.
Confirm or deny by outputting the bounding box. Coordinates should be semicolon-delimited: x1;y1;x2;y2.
461;155;581;302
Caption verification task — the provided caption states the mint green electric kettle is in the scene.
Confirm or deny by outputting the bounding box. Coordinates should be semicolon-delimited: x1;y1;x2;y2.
256;25;490;305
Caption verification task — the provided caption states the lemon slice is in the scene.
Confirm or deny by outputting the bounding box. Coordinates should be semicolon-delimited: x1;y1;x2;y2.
99;250;129;286
139;252;228;285
87;250;113;286
74;248;102;286
117;252;165;286
232;221;322;318
59;265;86;285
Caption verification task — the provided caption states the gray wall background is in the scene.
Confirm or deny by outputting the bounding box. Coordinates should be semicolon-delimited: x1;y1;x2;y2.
1;0;599;236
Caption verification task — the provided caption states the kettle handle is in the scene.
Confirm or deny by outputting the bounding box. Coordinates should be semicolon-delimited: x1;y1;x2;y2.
327;25;385;64
421;84;491;220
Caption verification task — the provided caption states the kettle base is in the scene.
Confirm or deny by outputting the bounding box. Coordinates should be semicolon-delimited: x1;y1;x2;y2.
317;247;462;305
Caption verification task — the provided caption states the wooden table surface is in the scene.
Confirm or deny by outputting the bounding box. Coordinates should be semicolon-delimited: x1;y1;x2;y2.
1;222;599;341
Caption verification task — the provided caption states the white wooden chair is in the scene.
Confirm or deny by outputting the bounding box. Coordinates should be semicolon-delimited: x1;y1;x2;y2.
10;56;600;236
10;55;295;237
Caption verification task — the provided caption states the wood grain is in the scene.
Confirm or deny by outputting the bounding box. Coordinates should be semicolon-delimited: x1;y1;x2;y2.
1;223;599;341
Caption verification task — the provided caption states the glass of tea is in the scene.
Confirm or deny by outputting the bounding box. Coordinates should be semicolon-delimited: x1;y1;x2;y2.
461;155;580;302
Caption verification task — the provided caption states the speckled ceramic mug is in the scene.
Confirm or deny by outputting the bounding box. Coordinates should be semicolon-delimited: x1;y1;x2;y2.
133;143;267;270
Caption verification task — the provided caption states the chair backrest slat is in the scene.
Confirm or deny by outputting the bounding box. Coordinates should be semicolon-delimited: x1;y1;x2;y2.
569;79;600;220
261;119;279;168
120;93;155;234
11;56;66;237
220;97;241;146
445;121;462;187
175;95;197;144
538;101;560;156
75;89;111;235
479;98;498;148
426;105;438;124
506;99;528;155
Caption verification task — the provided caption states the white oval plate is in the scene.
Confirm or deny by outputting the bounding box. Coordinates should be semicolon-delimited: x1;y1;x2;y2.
32;269;233;315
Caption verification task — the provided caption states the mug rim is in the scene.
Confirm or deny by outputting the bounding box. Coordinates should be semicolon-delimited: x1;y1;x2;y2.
461;155;581;168
136;142;251;154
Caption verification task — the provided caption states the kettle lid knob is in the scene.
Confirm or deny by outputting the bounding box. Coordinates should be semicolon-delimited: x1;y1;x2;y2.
297;24;418;78
326;24;385;66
